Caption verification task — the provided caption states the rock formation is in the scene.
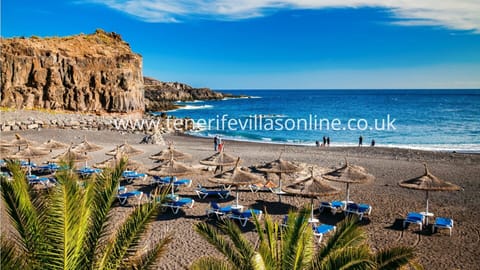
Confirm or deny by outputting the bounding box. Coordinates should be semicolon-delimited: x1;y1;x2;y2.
0;30;144;114
144;76;235;111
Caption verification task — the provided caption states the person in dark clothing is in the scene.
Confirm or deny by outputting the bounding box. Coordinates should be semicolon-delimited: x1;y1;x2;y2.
371;139;375;147
214;136;218;151
326;137;330;146
359;136;363;146
322;136;327;146
316;140;320;147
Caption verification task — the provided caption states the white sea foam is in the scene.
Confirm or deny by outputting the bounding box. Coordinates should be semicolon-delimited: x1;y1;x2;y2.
167;104;213;112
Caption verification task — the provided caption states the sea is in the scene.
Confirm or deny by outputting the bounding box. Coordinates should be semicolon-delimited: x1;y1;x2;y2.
157;90;480;153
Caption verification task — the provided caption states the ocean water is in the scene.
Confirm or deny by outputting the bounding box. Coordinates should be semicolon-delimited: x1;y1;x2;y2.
160;90;480;153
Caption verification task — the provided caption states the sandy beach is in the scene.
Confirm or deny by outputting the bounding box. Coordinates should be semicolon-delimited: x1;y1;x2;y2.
1;128;479;269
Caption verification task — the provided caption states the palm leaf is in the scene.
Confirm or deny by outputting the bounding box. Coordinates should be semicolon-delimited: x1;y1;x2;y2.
124;232;174;270
189;257;233;270
374;246;423;270
1;236;25;269
316;216;366;260
194;222;245;269
281;208;314;270
97;200;161;270
313;245;375;270
219;220;256;268
42;166;87;270
83;158;126;268
1;160;46;268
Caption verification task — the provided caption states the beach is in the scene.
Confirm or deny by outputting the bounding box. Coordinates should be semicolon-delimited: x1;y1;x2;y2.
1;128;480;269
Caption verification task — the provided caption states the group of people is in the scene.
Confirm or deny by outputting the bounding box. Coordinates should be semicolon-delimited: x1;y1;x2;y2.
213;135;223;152
315;136;376;147
358;136;375;147
315;136;331;147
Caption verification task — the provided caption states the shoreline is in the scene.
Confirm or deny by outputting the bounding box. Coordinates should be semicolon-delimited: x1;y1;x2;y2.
181;132;480;155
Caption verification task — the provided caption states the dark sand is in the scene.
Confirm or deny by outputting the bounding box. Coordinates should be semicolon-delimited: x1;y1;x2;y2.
1;129;479;269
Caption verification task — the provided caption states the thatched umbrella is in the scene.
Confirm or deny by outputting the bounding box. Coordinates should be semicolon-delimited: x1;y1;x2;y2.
72;136;103;152
51;147;90;163
209;158;265;207
3;134;38;150
95;153;143;171
322;158;374;204
9;144;50;175
106;142;143;157
41;139;69;152
283;168;340;222
149;144;191;161
200;147;239;173
1;146;13;157
256;155;302;202
147;159;196;198
399;163;461;223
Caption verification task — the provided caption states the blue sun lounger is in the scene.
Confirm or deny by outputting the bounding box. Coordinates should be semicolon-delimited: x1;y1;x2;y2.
27;174;51;185
432;217;454;236
117;186;143;205
34;163;60;174
121;170;147;183
228;208;263;227
76;167;102;178
403;212;425;231
162;197;195;214
151;176;192;187
313;224;336;243
345;203;372;220
319;200;345;214
195;185;231;199
206;201;232;219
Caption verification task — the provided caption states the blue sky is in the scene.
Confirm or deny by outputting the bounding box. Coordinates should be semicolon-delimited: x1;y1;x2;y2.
2;0;480;89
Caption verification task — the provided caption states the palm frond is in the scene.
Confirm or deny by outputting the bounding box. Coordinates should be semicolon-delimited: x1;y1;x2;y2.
124;232;174;270
97;200;161;270
43;167;87;270
219;219;256;268
1;160;46;267
317;216;366;260
281;208;314;270
1;236;25;269
255;212;279;270
189;257;234;270
374;246;422;270
194;222;244;268
313;245;375;270
83;158;126;267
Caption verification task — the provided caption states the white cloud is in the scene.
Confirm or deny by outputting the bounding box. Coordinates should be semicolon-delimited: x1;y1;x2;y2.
89;0;480;32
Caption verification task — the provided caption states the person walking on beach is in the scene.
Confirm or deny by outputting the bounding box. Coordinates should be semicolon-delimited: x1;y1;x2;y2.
316;140;320;147
217;136;223;152
214;135;218;151
323;136;327;147
326;137;330;146
371;139;375;147
359;136;363;147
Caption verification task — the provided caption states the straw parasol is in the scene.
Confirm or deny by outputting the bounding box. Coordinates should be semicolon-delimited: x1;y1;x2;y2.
200;147;239;173
1;146;13;157
147;158;196;198
106;142;143;157
283;167;340;222
8;144;50;175
3;134;38;150
209;158;265;207
72;136;103;152
51;147;90;163
398;163;461;223
256;155;302;202
95;153;143;171
149;144;191;161
322;158;375;204
41;139;69;151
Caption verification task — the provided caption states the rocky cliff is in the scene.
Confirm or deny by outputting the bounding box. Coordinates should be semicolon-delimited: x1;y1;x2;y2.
144;76;235;111
0;30;144;114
